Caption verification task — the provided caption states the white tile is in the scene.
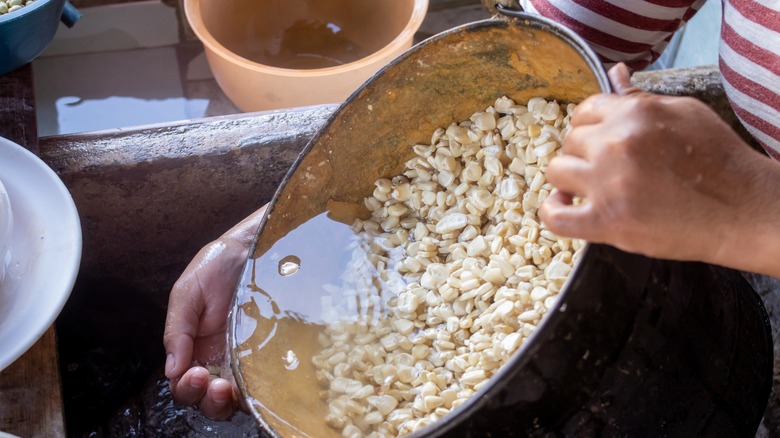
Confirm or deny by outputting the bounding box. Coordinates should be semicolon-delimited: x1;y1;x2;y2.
33;47;189;136
40;0;179;57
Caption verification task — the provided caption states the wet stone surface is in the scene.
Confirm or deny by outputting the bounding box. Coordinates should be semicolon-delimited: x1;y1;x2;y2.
107;370;260;437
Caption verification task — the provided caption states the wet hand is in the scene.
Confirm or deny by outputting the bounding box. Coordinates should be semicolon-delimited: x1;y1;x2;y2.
163;205;268;419
540;63;780;274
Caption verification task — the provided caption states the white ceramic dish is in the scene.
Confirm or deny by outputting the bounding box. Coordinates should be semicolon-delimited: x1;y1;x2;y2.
0;136;82;372
0;179;11;286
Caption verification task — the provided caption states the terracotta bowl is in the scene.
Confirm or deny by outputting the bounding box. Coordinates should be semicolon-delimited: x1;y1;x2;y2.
229;12;772;438
183;0;428;112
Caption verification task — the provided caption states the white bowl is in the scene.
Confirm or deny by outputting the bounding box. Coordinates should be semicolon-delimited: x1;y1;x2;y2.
0;179;11;286
0;136;82;371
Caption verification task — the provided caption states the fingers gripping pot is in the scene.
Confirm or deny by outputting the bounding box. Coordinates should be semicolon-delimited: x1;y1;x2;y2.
228;12;773;438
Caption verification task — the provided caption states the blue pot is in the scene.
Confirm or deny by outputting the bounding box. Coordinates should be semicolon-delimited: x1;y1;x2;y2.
0;0;80;75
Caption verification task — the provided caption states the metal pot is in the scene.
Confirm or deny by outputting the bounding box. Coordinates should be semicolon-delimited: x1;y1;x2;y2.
228;12;772;438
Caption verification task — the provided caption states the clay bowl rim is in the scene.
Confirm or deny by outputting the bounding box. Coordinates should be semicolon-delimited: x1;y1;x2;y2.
182;0;430;76
228;12;612;438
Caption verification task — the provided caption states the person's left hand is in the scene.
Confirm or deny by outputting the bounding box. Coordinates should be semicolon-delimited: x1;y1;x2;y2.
163;205;267;419
539;63;780;275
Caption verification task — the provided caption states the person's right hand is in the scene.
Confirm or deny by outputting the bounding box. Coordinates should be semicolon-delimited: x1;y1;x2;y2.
163;204;267;419
540;64;780;278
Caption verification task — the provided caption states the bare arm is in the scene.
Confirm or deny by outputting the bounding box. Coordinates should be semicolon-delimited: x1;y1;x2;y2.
163;204;267;419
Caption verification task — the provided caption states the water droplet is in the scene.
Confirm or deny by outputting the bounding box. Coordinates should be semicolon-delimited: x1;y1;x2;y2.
283;350;300;370
278;255;301;276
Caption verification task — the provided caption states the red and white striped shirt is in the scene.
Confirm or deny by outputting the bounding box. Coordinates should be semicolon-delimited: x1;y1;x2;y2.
520;0;780;159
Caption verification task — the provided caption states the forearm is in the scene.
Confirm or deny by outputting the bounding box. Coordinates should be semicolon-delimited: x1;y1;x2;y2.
712;156;780;278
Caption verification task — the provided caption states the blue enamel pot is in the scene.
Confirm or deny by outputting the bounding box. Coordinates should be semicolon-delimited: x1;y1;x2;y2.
0;0;80;75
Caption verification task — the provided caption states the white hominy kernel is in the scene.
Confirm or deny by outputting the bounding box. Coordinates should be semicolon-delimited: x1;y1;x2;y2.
484;156;502;176
462;162;482;182
466;235;488;257
446;124;471;144
397;365;418;383
500;332;523;353
544;295;558;310
342;424;362;438
423;395;444;412
411;344;430;360
530;286;551;302
518;310;540;323
540;101;561;121
471;112;497;131
527;97;547;114
386;203;407;218
332;377;365;395
529;171;545;192
328;351;348;366
544;259;572;281
364;411;384;425
353;385;376;400
393;353;416;367
435;213;468;234
392;319;415;335
483;267;506;285
414;143;433;157
420;381;438;397
375;178;392;193
534;141;557;158
515;265;535;280
497;177;522;200
368;395;400;416
434;340;456;351
461;369;488;387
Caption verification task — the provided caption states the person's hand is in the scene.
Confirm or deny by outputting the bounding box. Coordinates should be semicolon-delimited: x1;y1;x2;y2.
540;63;780;277
163;205;268;419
